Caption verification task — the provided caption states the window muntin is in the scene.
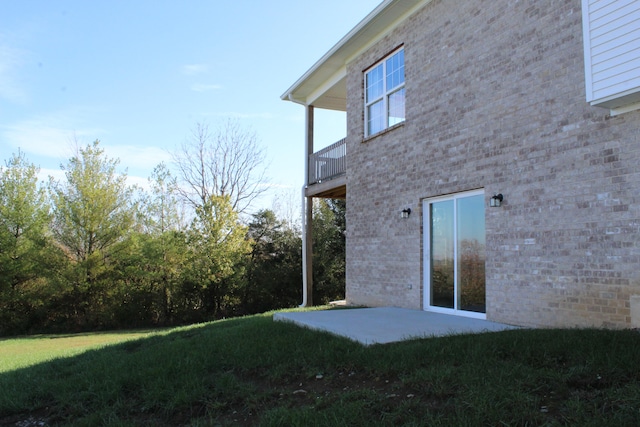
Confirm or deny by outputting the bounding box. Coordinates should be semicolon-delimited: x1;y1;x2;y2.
365;48;405;136
366;64;384;102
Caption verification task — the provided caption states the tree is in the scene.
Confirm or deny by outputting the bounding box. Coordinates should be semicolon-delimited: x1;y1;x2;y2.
0;151;65;334
49;140;137;325
242;209;302;314
172;120;268;215
50;140;136;265
141;162;183;235
0;151;53;292
126;163;187;325
182;194;250;319
312;199;346;304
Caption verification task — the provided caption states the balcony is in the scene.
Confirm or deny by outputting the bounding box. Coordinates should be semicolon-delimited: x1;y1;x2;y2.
306;137;346;198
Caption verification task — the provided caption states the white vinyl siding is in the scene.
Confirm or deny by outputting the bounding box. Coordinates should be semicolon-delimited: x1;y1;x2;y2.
582;0;640;112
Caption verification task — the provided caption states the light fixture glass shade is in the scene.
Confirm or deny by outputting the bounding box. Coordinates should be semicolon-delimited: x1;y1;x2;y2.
490;194;503;207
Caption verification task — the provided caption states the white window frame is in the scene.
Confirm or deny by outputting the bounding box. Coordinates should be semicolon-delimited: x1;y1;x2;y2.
364;47;405;137
423;189;486;320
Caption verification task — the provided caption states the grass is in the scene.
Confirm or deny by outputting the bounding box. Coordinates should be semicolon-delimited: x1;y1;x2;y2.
0;330;164;373
0;310;639;426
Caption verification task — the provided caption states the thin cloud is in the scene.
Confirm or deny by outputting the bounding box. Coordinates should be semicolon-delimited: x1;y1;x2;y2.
0;42;28;104
1;111;103;160
39;167;152;194
104;145;171;171
125;174;152;191
182;64;209;76
37;167;65;184
190;83;222;92
205;112;277;120
1;110;171;184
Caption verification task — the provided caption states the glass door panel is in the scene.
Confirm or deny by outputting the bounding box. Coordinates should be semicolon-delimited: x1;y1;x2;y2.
457;195;486;313
430;200;454;309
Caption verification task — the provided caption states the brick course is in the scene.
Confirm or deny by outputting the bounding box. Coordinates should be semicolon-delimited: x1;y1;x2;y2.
343;0;640;328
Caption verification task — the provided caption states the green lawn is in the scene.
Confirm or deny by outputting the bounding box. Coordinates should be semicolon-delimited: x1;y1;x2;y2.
1;310;639;426
0;330;164;374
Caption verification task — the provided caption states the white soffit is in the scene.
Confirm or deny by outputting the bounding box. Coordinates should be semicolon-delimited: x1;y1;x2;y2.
282;0;430;109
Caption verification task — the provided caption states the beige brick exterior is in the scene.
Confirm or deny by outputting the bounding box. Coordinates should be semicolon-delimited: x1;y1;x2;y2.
343;0;640;328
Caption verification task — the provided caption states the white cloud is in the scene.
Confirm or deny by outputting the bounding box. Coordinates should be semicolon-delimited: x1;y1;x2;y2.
125;174;152;190
104;145;172;171
38;167;152;194
0;41;28;104
182;64;209;75
1;111;104;161
190;83;222;92
0;110;171;181
37;167;65;185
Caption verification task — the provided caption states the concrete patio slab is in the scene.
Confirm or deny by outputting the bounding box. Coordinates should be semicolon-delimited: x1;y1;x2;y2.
273;307;519;345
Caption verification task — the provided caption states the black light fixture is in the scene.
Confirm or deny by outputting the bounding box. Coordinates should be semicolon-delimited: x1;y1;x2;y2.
401;208;411;218
490;194;503;208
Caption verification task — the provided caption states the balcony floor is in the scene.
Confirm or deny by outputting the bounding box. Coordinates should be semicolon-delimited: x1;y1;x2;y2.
305;175;346;199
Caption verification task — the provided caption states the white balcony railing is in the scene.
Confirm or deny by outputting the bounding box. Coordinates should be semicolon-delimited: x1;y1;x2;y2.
308;138;346;185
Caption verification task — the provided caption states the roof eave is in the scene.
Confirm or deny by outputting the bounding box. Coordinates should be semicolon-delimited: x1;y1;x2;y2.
281;0;429;108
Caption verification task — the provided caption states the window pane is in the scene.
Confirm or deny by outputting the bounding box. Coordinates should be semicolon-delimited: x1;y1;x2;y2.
388;88;405;126
386;49;404;90
367;100;384;135
366;64;383;103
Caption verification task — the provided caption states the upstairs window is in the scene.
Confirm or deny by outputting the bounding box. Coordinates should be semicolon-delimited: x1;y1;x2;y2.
365;48;405;137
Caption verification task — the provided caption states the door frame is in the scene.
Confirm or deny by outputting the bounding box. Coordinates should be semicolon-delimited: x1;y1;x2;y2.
422;189;486;320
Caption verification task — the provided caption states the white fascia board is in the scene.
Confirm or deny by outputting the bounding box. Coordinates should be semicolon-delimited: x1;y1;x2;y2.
281;0;429;105
280;0;394;103
344;1;431;65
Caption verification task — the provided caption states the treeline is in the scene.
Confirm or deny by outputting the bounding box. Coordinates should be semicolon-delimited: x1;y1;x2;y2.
0;140;345;336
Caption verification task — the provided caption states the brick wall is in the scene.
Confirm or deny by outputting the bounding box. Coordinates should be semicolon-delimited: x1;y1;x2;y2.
344;0;640;328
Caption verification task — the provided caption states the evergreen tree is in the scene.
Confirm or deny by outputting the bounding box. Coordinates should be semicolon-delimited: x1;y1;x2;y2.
0;151;64;334
49;140;136;325
0;151;52;291
242;209;302;313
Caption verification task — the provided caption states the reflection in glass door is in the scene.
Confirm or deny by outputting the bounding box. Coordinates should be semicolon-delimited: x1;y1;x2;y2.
430;200;454;309
424;191;486;318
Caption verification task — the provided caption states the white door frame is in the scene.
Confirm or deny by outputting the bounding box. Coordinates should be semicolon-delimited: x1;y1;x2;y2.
422;190;486;320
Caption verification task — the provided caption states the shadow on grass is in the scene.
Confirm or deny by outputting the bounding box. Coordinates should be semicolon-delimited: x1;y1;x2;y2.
1;310;639;426
0;328;167;343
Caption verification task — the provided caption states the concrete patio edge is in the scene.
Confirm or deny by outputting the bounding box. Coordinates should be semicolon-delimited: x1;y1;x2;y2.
273;307;520;345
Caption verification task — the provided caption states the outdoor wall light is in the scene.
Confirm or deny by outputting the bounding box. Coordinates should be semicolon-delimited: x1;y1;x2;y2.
401;208;412;218
490;194;504;208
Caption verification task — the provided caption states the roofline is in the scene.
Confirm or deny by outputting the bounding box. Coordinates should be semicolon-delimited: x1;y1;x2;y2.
281;0;428;106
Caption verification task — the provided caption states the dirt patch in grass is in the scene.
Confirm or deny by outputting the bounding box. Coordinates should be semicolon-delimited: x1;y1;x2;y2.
207;369;438;426
0;408;52;427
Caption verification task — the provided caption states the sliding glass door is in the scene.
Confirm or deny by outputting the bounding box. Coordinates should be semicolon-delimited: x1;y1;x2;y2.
424;191;486;318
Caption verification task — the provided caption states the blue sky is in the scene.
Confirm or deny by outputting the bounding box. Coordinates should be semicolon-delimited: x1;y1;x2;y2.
1;0;380;213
